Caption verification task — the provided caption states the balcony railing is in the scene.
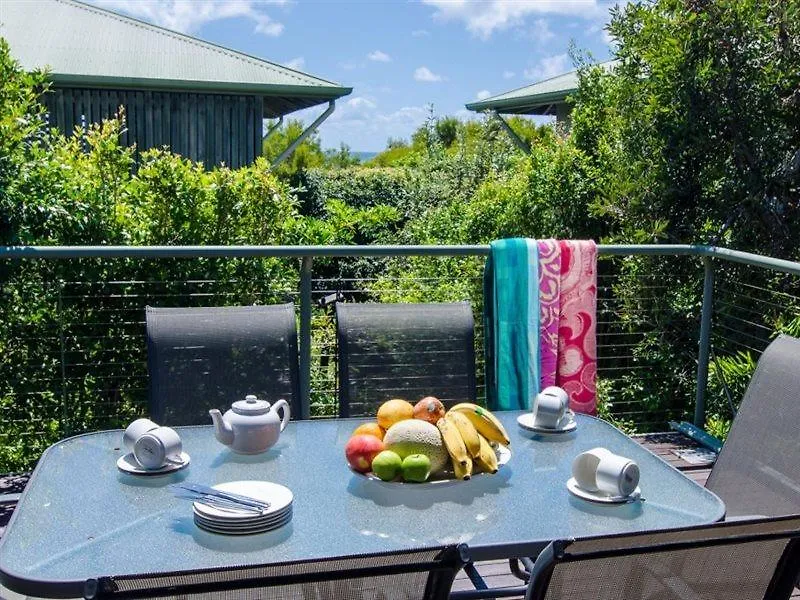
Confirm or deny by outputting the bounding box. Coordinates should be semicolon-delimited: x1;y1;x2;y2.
1;244;799;472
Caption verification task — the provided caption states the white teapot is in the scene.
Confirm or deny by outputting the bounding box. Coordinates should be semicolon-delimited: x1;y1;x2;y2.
209;395;290;454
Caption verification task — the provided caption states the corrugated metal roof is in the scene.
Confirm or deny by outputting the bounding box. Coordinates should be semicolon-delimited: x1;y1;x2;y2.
0;0;351;116
465;60;616;115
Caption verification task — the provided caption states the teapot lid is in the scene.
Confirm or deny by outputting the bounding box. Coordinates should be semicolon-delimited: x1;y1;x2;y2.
232;394;271;415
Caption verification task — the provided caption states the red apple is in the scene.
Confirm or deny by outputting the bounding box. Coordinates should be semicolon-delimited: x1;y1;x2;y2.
345;434;385;473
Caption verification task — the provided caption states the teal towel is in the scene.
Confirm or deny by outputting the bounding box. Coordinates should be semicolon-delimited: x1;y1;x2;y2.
483;238;540;411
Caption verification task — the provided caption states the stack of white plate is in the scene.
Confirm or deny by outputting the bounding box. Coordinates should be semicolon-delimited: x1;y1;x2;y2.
192;480;293;535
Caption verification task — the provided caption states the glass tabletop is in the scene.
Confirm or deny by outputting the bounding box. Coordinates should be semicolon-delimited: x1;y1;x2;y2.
0;412;724;598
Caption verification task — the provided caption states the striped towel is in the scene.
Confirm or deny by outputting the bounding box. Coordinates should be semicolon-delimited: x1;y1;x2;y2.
483;239;540;411
484;238;597;414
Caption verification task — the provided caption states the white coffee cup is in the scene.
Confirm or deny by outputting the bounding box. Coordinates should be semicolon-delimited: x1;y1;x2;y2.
572;447;640;497
533;386;569;429
122;418;159;452
133;426;183;470
597;453;640;497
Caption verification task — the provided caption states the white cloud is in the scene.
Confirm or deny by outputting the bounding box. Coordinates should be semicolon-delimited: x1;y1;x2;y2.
411;29;431;37
284;57;305;70
313;98;429;150
503;71;516;79
367;50;391;62
414;66;443;82
524;54;570;80
346;97;377;109
528;18;555;44
422;0;604;39
89;0;285;36
476;89;492;100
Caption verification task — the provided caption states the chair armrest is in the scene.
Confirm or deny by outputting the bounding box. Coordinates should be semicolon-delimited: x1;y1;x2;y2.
524;542;558;600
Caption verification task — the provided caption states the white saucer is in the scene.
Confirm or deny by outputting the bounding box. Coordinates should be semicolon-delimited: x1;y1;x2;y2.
117;452;190;475
194;511;292;535
517;412;577;434
566;477;641;504
193;507;292;529
192;481;293;522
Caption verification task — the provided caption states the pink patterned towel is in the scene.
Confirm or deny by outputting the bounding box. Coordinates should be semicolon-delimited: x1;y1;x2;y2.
537;240;561;389
556;240;598;415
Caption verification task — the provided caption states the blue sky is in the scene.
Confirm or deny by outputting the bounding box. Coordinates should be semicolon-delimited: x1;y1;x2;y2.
91;1;616;152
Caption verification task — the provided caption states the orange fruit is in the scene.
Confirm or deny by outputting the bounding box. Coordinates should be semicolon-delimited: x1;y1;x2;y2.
351;422;385;441
376;399;415;430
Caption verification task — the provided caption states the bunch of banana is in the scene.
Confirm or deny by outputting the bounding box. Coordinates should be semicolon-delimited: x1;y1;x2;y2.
448;403;511;446
436;404;510;480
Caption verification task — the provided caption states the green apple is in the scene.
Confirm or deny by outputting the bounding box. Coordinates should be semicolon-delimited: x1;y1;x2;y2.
401;454;431;483
371;450;402;481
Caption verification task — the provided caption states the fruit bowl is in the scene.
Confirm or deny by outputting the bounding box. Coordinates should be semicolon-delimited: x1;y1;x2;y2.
349;443;511;485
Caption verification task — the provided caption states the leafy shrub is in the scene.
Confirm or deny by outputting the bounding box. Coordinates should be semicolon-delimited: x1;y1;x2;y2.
296;167;415;216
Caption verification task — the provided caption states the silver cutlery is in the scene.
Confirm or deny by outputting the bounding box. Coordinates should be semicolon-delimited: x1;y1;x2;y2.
169;483;271;513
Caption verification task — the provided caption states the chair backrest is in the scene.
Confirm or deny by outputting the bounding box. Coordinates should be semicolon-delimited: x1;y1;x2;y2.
84;544;468;600
146;304;300;425
336;302;477;417
525;515;800;600
706;334;800;517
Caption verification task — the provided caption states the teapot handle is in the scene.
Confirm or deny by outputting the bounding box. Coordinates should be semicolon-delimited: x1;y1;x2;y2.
273;399;291;432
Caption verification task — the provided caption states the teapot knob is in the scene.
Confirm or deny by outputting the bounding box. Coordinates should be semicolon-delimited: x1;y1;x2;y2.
245;394;258;404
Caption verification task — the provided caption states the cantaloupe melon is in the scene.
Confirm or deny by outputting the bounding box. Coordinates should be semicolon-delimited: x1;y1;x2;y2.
383;419;448;473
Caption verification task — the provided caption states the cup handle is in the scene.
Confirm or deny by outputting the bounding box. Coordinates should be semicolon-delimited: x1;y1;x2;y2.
273;399;290;431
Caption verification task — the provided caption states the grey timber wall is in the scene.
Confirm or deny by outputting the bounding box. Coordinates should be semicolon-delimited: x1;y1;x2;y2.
43;87;264;169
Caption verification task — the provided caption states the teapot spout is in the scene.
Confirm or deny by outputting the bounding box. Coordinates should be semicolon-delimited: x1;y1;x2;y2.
209;409;234;446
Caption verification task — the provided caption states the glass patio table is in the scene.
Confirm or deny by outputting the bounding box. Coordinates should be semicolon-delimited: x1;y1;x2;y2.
0;412;724;598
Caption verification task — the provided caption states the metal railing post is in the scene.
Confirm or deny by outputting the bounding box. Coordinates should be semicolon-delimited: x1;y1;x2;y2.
58;280;69;437
299;256;313;419
694;256;715;427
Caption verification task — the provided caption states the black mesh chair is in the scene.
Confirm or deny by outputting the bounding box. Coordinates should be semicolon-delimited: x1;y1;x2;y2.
705;334;800;518
524;515;800;600
84;544;468;600
336;302;477;417
146;305;300;425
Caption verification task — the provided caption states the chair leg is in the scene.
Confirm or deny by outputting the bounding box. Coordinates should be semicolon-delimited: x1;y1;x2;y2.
449;561;528;600
463;562;490;592
508;558;535;583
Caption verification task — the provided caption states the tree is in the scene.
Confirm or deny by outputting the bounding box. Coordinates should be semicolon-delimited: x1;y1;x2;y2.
324;143;361;168
435;116;459;147
262;119;326;179
574;0;800;255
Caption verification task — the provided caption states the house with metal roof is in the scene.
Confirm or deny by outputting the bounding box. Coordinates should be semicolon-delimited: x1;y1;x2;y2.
465;61;616;151
0;0;352;168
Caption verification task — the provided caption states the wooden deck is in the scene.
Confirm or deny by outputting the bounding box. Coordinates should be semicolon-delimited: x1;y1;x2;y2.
2;433;798;598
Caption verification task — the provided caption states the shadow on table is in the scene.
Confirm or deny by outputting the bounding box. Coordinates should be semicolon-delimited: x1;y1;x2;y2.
209;446;283;468
117;469;191;488
567;495;644;519
170;516;294;552
346;467;512;510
